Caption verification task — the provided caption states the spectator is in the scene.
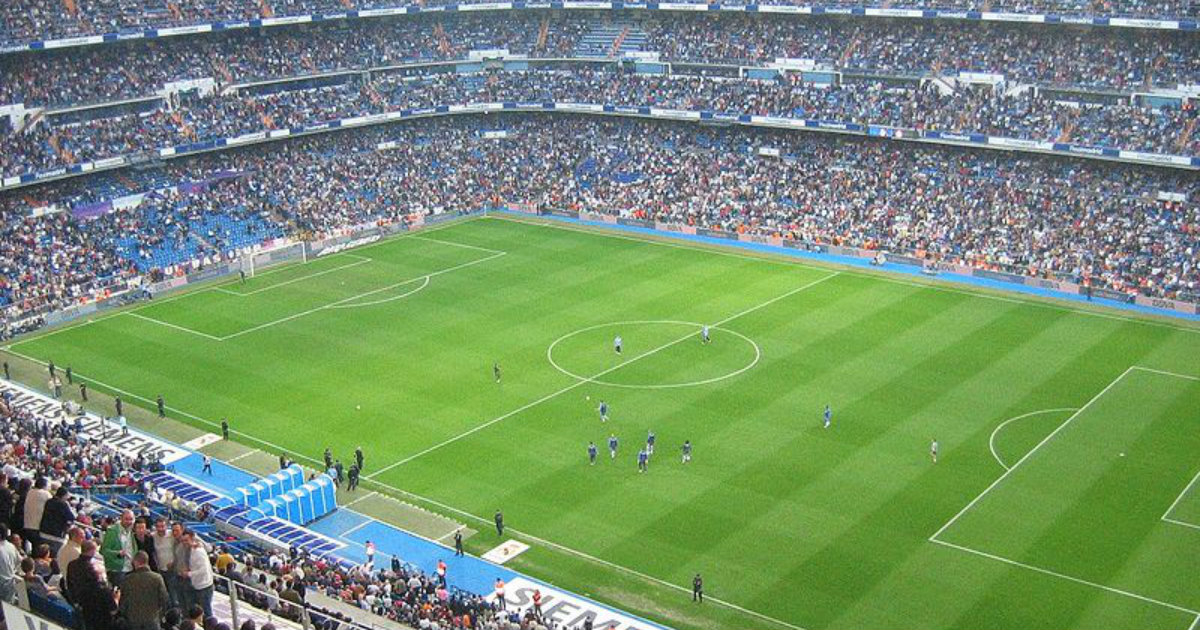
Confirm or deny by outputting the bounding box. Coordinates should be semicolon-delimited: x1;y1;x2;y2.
119;551;170;630
101;509;136;586
184;531;214;617
0;524;20;604
23;476;52;547
133;518;158;572
39;486;76;554
21;557;62;601
66;540;119;630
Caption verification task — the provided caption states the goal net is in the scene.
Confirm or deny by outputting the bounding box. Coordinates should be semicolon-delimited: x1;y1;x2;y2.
240;241;305;277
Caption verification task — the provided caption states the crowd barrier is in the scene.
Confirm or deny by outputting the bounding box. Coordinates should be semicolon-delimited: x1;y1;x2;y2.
5;1;1195;53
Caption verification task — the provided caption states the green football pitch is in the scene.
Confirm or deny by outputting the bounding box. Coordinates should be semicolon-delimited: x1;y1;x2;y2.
6;215;1200;630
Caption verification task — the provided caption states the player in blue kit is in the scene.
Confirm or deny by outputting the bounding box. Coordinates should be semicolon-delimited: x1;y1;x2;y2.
637;448;649;473
608;434;619;459
646;430;656;456
823;404;832;429
587;441;598;465
598;400;609;422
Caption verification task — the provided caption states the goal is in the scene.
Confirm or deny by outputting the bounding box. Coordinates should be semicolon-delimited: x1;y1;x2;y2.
240;240;305;277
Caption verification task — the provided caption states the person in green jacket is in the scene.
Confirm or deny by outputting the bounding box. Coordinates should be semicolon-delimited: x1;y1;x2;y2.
101;510;136;586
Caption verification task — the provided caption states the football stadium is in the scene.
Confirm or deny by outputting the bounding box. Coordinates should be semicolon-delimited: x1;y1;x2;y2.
0;3;1198;630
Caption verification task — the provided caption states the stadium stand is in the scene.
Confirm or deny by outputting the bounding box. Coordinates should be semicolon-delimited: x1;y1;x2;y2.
2;67;1198;182
2;0;1200;47
0;387;508;630
0;3;1197;628
1;114;1196;332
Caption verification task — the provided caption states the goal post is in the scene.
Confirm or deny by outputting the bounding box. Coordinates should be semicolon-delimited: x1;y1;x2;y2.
240;240;306;278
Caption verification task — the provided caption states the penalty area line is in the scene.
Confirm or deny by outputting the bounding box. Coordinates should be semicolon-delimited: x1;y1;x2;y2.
213;256;373;297
930;366;1135;541
126;313;225;341
1161;468;1200;525
987;408;1078;471
366;271;839;477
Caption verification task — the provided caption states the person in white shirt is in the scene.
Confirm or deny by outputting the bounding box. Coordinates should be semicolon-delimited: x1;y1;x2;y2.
182;532;213;617
0;524;22;604
24;476;52;545
56;527;85;580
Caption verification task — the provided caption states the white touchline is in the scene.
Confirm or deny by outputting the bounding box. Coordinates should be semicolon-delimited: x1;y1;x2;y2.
490;214;1200;335
354;477;808;630
366;271;840;477
1190;612;1200;630
225;449;262;464
930;366;1135;542
342;491;378;508
929;539;1199;618
2;348;806;630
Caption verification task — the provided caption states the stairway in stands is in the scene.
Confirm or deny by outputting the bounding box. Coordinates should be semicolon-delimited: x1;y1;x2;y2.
1176;116;1197;153
573;21;647;58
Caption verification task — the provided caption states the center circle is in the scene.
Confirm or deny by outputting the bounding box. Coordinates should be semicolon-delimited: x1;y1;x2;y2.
546;320;761;389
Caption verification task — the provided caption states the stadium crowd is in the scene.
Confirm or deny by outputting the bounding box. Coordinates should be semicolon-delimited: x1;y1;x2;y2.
0;388;528;629
2;68;1198;180
2;14;1198;108
2;114;1196;329
2;0;1198;46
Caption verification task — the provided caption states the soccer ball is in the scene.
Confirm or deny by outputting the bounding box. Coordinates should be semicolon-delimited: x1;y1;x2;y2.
356;405;361;410
586;396;591;401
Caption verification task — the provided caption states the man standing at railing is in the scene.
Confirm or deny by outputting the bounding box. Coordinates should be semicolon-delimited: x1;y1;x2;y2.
119;551;168;630
39;486;75;554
